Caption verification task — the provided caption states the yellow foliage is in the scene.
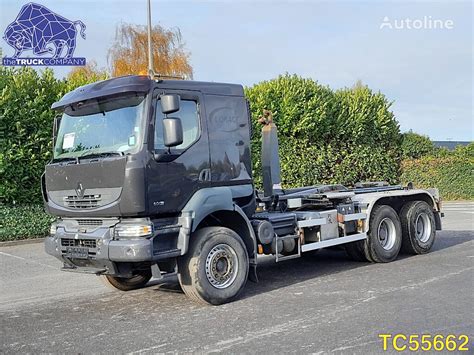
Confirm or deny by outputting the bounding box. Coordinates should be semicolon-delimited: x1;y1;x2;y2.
108;23;193;78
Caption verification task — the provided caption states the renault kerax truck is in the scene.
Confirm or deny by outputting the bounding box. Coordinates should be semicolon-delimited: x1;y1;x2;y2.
43;75;442;305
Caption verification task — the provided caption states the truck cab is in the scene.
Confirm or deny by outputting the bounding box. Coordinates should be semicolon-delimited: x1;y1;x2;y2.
44;75;442;305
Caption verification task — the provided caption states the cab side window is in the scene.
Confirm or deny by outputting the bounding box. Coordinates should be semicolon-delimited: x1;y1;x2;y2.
154;99;199;151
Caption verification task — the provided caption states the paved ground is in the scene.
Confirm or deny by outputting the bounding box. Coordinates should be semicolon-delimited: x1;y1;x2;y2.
0;202;473;354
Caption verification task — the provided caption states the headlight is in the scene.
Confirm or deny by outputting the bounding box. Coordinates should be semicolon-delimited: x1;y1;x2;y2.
114;224;153;239
50;223;57;236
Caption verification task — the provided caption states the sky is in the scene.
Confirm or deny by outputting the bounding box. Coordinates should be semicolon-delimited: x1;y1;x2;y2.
1;0;472;141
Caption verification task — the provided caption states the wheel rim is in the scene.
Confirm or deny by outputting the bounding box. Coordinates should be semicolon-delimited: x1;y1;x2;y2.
377;218;396;250
205;244;238;289
415;213;432;243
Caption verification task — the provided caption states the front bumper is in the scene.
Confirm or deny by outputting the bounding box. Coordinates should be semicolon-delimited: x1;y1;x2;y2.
45;218;182;276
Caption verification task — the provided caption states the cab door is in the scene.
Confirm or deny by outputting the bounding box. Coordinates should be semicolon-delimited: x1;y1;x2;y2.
146;89;210;214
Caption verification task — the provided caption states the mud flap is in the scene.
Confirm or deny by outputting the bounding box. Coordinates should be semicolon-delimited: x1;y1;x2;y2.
248;263;258;283
151;263;163;280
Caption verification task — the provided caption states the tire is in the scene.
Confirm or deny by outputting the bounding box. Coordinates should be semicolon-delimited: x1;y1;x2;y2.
366;205;402;263
400;201;436;254
345;240;369;262
100;269;152;291
177;227;249;305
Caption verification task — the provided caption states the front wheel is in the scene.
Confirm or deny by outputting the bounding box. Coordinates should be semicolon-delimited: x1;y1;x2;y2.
178;227;249;305
100;269;152;291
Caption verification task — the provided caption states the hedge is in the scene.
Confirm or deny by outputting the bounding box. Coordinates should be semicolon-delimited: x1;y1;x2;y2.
401;131;435;159
1;67;60;204
245;74;401;188
0;204;53;241
401;153;474;201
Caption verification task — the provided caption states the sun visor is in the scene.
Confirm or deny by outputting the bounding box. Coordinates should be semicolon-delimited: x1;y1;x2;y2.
51;75;152;110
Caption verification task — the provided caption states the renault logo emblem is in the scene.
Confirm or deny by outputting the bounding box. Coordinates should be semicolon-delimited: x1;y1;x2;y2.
75;182;85;199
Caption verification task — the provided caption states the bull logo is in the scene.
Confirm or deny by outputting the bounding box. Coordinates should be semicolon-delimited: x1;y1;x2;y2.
2;3;86;65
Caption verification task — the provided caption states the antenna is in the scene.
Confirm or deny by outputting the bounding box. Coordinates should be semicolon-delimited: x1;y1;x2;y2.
147;0;154;78
145;0;185;81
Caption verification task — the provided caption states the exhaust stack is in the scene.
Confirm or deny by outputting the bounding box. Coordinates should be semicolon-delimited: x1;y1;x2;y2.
259;110;282;197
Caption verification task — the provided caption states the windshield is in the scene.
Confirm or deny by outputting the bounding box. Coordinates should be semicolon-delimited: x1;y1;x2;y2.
53;94;146;159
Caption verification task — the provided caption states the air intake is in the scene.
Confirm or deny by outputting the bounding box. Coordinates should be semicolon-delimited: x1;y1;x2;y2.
64;194;101;209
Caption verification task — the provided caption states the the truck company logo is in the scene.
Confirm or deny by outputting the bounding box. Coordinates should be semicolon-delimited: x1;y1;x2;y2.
75;182;85;199
2;2;86;66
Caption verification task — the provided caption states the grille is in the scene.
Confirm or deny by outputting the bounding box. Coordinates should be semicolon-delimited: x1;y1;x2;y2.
64;194;101;209
61;238;97;248
77;219;103;226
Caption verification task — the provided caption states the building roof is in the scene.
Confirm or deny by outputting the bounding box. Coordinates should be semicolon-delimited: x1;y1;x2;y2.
433;141;471;150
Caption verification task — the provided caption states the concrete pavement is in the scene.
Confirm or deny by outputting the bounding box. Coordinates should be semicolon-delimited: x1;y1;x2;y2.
0;202;472;353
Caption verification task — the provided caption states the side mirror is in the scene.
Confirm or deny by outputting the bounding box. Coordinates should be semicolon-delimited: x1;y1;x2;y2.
163;117;183;147
160;94;180;114
53;114;61;145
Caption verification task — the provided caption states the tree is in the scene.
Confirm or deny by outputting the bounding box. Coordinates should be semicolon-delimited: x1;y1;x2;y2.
108;23;193;78
401;130;434;159
66;60;108;89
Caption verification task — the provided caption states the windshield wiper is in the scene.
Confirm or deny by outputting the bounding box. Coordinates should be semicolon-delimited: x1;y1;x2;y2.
52;157;77;164
77;151;124;161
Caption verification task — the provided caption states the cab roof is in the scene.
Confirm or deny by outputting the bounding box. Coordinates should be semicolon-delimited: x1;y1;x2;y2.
52;75;245;110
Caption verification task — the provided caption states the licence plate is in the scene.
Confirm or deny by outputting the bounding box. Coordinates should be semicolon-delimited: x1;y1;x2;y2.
65;247;89;259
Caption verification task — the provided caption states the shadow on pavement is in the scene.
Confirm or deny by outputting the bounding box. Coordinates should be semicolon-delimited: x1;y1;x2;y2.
241;249;370;300
147;230;473;301
431;230;473;252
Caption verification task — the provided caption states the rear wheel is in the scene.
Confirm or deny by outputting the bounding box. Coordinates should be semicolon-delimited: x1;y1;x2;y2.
178;227;249;305
400;201;436;254
366;205;402;263
100;269;152;291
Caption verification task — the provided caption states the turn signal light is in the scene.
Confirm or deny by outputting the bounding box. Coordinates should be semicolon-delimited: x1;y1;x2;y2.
50;223;57;236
